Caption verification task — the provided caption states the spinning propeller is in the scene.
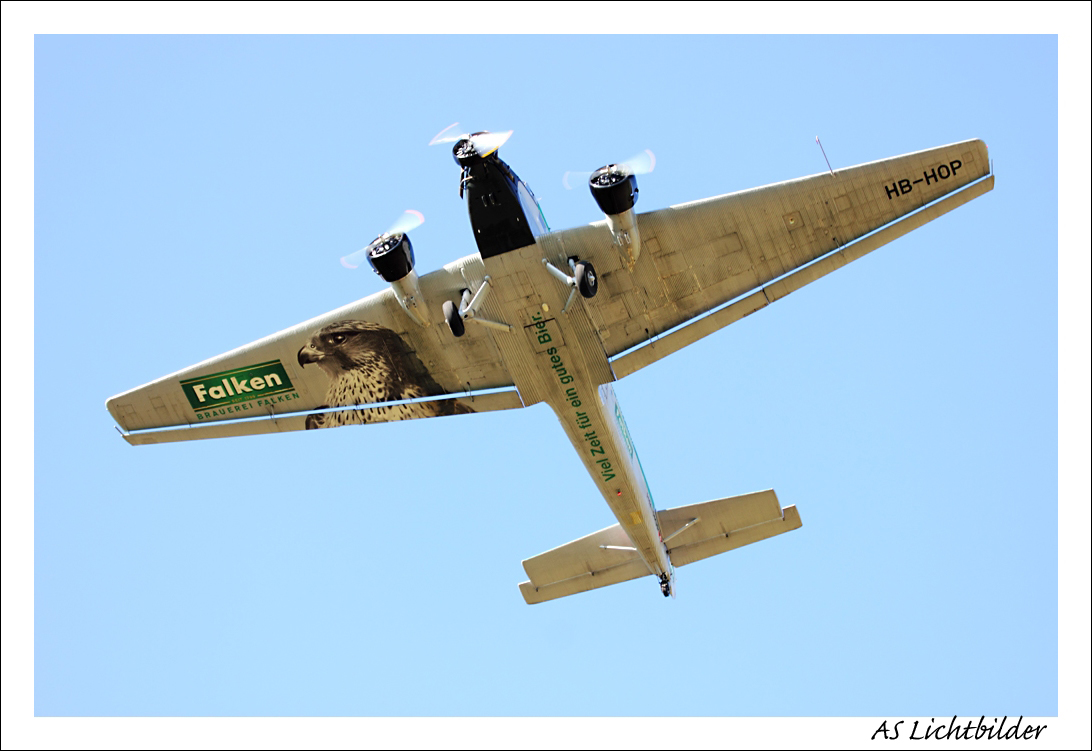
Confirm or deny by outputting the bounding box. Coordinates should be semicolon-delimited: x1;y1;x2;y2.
340;209;425;270
562;149;657;190
429;122;513;161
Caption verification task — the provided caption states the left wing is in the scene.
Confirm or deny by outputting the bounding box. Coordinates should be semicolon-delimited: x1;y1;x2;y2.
550;139;993;377
107;256;522;444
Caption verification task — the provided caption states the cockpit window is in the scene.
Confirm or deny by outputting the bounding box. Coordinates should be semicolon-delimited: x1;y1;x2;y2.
517;182;550;237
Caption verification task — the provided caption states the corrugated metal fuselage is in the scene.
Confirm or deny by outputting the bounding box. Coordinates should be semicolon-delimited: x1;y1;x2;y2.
460;153;673;591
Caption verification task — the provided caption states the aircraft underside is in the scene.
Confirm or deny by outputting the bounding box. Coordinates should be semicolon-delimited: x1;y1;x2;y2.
107;130;992;603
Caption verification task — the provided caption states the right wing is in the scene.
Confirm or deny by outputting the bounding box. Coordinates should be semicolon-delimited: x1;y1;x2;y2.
107;255;522;443
551;139;994;378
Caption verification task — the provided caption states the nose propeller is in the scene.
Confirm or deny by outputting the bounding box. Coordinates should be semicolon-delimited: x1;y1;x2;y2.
429;122;513;159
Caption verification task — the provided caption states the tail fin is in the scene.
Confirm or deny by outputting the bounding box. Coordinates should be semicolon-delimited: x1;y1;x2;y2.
518;489;800;604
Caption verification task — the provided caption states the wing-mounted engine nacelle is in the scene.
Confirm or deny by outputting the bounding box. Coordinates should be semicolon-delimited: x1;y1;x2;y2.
589;165;642;267
366;233;429;327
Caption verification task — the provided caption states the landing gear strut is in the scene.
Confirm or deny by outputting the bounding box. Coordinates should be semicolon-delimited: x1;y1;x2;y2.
542;257;599;313
441;277;512;338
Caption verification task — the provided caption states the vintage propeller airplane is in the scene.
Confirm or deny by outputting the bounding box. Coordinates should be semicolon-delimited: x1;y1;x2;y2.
106;126;994;603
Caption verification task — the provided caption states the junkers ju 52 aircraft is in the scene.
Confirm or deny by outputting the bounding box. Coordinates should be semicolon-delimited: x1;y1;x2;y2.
107;126;994;603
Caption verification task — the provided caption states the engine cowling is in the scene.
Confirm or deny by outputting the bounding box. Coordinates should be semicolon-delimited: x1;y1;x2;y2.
366;233;428;327
589;166;639;215
452;137;487;168
366;232;415;283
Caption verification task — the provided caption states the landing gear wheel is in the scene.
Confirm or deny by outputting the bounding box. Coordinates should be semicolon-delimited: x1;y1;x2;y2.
660;581;671;597
574;260;598;299
443;300;465;337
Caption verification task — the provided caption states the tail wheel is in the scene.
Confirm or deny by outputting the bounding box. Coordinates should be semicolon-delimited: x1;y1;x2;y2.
574;260;598;299
443;300;465;337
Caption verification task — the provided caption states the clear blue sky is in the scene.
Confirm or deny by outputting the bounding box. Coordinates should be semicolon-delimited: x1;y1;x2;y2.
5;5;1090;748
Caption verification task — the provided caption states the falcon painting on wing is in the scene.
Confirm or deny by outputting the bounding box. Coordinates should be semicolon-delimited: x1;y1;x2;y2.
297;319;473;429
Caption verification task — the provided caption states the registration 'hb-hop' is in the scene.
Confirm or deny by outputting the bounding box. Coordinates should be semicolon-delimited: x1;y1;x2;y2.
885;159;963;199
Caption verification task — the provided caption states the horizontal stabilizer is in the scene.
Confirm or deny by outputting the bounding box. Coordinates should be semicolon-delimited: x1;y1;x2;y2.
518;489;800;604
519;558;651;605
121;390;524;445
660;489;802;567
520;524;652;605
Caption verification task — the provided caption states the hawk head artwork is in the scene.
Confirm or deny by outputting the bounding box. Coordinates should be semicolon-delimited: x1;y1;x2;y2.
296;319;473;429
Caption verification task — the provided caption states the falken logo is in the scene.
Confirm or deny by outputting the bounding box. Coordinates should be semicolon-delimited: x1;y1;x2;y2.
180;361;295;411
